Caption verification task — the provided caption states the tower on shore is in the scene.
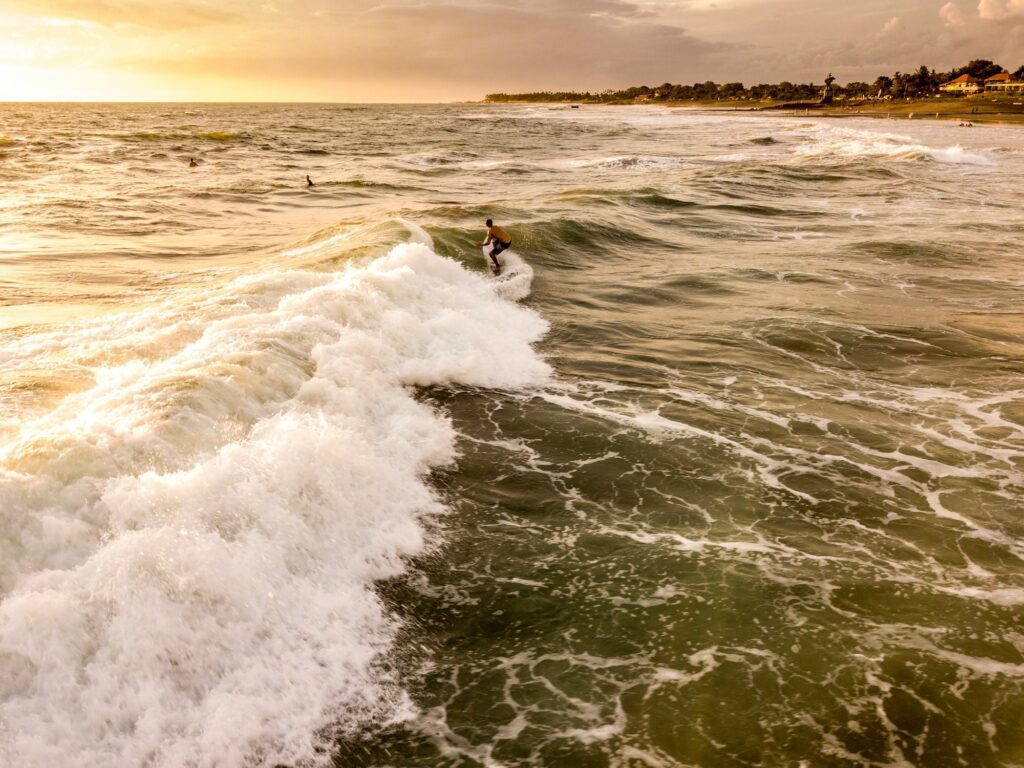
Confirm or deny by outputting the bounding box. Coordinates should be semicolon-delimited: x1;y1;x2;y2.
821;73;836;104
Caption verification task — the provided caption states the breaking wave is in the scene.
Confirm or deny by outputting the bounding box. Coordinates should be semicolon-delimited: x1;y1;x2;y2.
0;228;549;767
795;125;993;165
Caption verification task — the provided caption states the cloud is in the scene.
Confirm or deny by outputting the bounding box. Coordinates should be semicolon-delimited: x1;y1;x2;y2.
3;0;1023;101
151;0;726;98
880;15;902;34
977;0;1024;19
4;0;239;29
717;0;1024;86
939;2;966;26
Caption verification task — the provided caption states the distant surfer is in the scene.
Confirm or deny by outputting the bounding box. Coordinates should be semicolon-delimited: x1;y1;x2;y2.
189;157;198;168
480;219;511;275
306;175;315;187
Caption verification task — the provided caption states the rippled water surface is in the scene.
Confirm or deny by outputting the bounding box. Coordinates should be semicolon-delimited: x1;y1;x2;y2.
1;104;1022;767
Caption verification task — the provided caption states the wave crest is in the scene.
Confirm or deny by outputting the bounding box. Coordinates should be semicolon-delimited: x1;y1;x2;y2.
0;234;549;767
795;126;993;165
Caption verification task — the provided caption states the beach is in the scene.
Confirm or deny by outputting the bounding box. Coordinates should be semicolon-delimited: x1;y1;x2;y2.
0;103;1022;767
489;97;1024;126
756;97;1024;125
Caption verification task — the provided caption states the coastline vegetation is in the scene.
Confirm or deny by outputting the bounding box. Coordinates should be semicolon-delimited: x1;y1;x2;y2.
486;59;1024;104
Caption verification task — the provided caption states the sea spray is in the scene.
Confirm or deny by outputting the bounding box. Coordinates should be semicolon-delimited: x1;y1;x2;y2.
0;237;549;767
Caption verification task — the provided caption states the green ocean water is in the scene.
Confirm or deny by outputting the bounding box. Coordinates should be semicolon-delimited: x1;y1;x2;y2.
0;104;1021;767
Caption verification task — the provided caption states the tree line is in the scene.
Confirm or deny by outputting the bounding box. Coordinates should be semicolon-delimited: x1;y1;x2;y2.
486;59;1024;103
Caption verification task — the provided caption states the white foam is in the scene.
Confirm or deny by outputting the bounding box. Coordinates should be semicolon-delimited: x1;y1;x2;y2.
562;155;678;170
933;586;1024;607
489;250;535;301
794;124;993;166
0;234;550;766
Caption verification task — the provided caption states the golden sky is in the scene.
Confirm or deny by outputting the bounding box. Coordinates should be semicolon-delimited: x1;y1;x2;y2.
1;0;1022;102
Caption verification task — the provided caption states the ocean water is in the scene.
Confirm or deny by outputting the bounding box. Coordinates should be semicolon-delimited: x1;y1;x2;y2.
0;103;1022;768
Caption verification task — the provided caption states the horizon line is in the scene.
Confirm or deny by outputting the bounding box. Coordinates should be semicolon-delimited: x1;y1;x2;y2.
0;100;483;105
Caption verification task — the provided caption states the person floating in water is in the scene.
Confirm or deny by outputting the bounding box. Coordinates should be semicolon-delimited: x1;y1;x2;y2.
480;218;511;275
189;157;198;168
306;175;315;187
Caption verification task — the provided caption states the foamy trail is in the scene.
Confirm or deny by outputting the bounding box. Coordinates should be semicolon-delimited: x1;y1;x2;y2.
0;232;550;767
491;251;535;301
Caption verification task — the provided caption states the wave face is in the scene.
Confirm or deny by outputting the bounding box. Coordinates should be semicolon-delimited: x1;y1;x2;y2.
1;103;1023;768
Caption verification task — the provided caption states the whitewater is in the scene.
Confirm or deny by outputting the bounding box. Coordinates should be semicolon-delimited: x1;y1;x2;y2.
0;104;1022;768
0;222;547;765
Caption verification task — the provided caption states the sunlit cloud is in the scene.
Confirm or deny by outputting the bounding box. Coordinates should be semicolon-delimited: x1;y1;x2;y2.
939;2;966;27
0;0;1021;102
3;0;241;28
977;0;1024;19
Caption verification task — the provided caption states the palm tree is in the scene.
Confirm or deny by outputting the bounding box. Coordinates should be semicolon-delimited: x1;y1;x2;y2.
872;75;893;98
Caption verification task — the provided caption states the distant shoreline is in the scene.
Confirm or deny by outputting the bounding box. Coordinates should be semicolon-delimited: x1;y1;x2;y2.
484;98;1024;125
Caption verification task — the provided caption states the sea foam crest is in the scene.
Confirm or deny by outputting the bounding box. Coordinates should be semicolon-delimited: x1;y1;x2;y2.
795;125;993;165
0;234;549;767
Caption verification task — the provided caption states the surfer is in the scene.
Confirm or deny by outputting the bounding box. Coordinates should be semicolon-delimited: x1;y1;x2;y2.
480;219;511;275
306;175;315;187
189;157;198;168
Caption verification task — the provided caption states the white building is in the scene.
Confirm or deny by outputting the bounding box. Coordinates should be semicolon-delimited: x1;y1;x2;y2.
940;74;982;94
984;73;1024;93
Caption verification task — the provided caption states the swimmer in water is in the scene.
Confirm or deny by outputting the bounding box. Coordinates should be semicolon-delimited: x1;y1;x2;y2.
306;175;315;187
189;157;198;168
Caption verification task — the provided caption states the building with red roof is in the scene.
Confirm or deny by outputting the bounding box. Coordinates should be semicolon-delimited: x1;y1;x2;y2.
940;74;982;94
985;72;1024;92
